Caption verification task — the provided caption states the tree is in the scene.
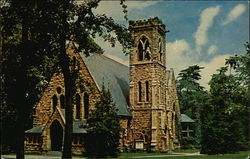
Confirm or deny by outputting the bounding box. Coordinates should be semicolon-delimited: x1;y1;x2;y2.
177;65;205;116
1;1;59;158
84;85;121;158
224;42;250;149
1;1;132;159
200;43;249;154
176;65;206;147
200;66;246;154
225;42;250;86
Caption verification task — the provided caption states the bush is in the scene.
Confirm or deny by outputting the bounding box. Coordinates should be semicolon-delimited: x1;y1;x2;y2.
181;136;199;149
84;85;121;158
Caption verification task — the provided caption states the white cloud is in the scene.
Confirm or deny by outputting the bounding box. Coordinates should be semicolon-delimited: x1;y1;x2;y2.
194;6;220;54
126;1;158;9
166;39;195;77
93;1;124;20
167;39;190;55
222;4;246;25
207;45;218;55
166;39;229;90
199;54;230;89
93;1;158;21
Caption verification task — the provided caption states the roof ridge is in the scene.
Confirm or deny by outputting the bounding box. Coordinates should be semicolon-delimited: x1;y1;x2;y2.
99;53;129;68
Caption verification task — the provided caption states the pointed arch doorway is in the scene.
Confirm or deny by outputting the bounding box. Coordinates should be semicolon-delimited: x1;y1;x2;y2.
50;120;63;151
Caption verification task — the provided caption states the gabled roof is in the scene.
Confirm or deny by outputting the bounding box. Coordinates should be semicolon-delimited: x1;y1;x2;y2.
73;120;87;134
180;114;195;123
80;53;131;117
25;125;44;134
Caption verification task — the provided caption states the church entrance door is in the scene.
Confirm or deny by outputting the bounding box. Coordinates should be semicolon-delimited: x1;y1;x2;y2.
50;120;63;151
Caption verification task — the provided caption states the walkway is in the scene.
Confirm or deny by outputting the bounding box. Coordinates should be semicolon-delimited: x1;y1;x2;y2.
132;152;204;158
2;152;204;159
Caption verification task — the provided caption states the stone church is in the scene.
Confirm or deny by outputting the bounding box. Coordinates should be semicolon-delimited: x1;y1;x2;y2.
25;17;180;154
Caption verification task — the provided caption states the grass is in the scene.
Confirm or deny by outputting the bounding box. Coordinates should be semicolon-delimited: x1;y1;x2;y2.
119;152;170;158
173;149;200;153
3;150;249;159
117;151;250;159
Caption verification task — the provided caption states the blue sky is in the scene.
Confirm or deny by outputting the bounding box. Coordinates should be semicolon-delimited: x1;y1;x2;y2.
93;1;249;89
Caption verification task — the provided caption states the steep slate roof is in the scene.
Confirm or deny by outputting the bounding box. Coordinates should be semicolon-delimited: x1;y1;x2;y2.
80;53;131;117
26;125;44;134
180;114;195;123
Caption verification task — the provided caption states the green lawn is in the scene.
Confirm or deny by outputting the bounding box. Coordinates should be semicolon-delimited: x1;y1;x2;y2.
118;152;170;158
117;151;249;159
173;149;200;153
4;151;249;159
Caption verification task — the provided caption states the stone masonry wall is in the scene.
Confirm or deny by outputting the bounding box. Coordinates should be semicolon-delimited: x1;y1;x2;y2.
33;48;101;127
30;47;130;153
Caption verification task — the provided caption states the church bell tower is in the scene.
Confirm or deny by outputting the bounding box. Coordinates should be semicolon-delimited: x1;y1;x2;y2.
129;17;170;151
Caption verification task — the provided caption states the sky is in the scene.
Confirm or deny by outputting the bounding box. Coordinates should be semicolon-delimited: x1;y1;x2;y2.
92;0;249;90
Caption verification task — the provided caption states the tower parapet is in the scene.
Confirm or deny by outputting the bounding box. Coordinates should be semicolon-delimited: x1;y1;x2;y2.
129;17;168;34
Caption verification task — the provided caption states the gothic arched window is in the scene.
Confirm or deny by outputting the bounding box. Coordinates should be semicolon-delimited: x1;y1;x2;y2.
76;94;81;119
172;112;175;132
138;41;143;61
144;135;148;142
138;81;142;102
73;56;76;67
52;94;58;111
138;36;151;61
158;38;163;61
145;81;149;102
60;95;65;109
84;93;89;119
57;87;62;94
158;38;162;53
144;40;151;60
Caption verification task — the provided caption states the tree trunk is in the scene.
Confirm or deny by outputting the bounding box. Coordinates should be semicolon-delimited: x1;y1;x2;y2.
16;6;29;159
16;103;25;159
61;56;74;159
61;3;73;157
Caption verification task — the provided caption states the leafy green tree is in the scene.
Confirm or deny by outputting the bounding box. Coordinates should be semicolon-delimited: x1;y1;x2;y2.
1;1;59;158
2;1;132;159
177;65;206;147
201;43;249;154
224;42;250;149
200;67;246;154
84;85;121;158
225;42;250;85
177;65;204;114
